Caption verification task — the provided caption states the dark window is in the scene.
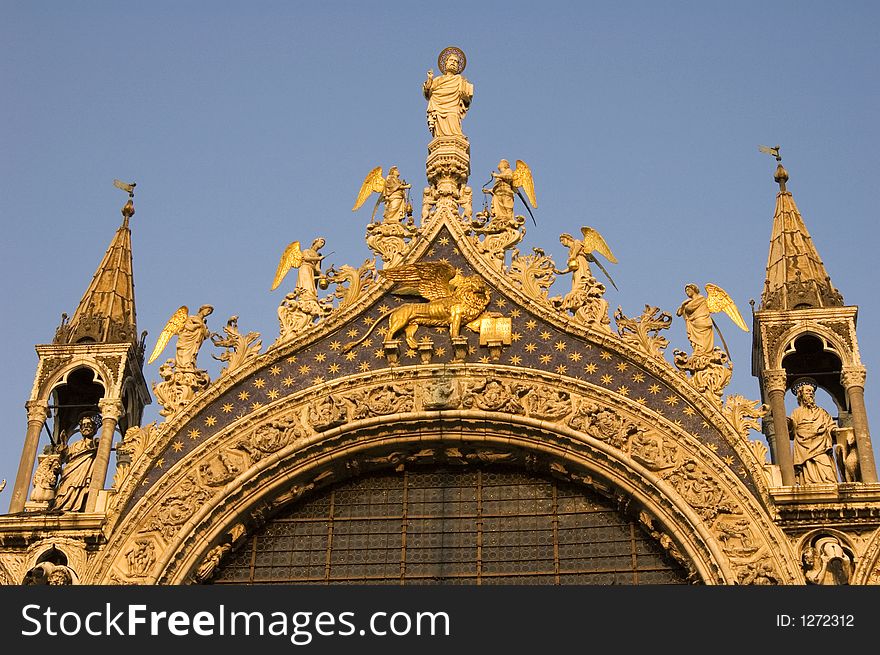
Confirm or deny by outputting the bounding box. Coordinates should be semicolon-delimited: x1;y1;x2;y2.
213;467;692;585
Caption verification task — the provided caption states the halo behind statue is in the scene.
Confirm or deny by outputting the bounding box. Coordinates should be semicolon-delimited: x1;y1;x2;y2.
791;376;818;396
438;46;467;74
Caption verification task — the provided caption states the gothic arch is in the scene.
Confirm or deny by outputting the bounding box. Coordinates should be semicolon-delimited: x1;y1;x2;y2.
773;325;854;370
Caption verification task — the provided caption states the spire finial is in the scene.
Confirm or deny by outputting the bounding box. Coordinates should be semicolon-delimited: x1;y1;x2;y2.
759;145;787;192
113;179;136;225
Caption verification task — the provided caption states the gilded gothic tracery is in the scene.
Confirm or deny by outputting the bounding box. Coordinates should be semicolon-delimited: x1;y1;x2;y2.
3;47;880;587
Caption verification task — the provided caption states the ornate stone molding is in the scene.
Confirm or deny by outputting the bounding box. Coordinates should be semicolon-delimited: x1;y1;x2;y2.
841;366;867;390
762;369;788;393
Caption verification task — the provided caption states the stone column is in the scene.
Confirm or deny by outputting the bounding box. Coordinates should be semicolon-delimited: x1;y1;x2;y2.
841;366;877;483
763;369;795;486
85;398;124;512
9;400;50;513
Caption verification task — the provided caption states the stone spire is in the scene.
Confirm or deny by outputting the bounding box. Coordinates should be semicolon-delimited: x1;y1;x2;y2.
759;162;844;310
54;193;139;347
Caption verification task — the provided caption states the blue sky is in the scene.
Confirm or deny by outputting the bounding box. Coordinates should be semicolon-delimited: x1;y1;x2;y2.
2;1;878;501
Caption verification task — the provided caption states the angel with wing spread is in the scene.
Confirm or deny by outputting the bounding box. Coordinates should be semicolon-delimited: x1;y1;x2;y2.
148;305;215;416
343;261;491;350
270;238;327;299
557;226;618;292
481;159;537;226
147;304;214;370
352;166;412;224
676;283;748;358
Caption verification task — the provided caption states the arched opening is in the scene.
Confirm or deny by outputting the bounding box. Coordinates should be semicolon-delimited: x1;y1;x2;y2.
781;334;845;410
211;465;693;585
49;367;105;445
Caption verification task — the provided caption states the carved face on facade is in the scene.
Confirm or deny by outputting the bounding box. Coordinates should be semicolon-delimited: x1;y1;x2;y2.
312;238;326;251
559;233;574;248
79;416;97;438
198;304;214;318
445;53;460;74
498;159;510;172
685;284;699;297
798;384;816;407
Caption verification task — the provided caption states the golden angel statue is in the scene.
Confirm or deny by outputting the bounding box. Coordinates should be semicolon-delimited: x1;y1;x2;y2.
556;226;618;292
270;237;327;299
352;166;412;224
481;159;537;225
676;283;748;357
147;304;215;370
423;46;473;138
343;261;491;349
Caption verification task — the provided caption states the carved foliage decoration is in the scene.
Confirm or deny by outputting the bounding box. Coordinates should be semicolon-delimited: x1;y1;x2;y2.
141;475;212;541
614;305;672;361
722;395;768;440
508;250;556;302
114;422;157;490
211;316;262;376
462;377;526;414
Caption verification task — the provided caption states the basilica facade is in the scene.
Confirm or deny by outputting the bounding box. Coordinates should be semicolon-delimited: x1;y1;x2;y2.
2;48;878;586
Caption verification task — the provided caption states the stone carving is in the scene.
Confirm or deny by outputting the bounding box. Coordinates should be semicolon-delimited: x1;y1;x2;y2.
834;428;861;483
522;386;571;421
423;46;472;138
194;543;233;584
722;395;768;440
508;249;556;302
419;378;461;410
153;357;211;418
736;556;778;585
471;207;525;272
198;450;248;488
568;400;641;450
349;383;414;420
715;517;760;558
276;287;334;344
629;430;680;472
53;414;99;511
325;259;376;310
29;453;63;504
638;511;694;580
551;228;616;331
307;394;349;432
234;415;309;464
673;283;746;405
663;459;731;522
788;379;839;485
747;439;769;465
462;377;526;414
22;561;76;585
354;166;418;269
211;315;262;376
114;422;157;490
142;476;211;541
125;540;157;578
614;305;672;361
149;304;215;417
673;348;732;406
802;535;853;585
365;215;418;269
344;262;491;349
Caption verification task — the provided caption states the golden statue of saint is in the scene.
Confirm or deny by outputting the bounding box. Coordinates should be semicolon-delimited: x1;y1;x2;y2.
423;47;473;138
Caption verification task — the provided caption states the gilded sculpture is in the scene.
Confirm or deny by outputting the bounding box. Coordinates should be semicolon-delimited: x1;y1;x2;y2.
211;315;262;376
149;304;215;416
271;238;328;299
673;283;746;404
354;166;418;267
353;166;412;224
423;46;473;138
343;262;492;349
